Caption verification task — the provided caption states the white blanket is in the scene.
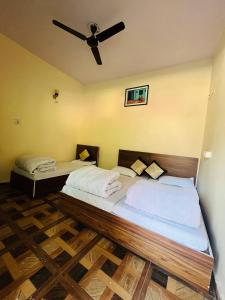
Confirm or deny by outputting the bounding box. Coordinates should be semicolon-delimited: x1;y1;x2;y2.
125;180;201;228
66;165;121;198
15;155;56;174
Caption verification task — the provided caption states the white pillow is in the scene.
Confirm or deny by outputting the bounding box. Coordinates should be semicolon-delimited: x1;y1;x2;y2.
71;159;96;166
158;175;194;187
111;166;136;178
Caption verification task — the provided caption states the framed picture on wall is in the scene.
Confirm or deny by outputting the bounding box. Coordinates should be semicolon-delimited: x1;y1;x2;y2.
124;85;149;107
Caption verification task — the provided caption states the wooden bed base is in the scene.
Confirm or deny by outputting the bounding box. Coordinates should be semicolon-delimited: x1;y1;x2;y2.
58;149;214;292
10;144;99;198
58;192;214;293
10;171;68;198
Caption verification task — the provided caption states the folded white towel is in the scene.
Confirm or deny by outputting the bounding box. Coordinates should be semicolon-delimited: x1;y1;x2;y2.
15;155;56;174
105;180;122;191
34;166;56;173
66;165;121;198
125;180;201;228
103;183;122;197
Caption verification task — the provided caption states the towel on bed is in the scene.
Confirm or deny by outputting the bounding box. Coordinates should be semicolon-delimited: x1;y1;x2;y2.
125;180;201;228
66;165;121;198
15;155;56;174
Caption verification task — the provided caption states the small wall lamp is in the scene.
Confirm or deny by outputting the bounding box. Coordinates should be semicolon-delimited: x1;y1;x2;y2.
53;90;59;103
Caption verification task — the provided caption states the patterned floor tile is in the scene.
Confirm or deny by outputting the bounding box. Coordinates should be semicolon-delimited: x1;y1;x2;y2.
0;184;217;300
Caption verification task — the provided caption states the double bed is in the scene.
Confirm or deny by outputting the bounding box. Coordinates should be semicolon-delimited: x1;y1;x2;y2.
58;149;214;294
63;174;209;253
10;144;99;198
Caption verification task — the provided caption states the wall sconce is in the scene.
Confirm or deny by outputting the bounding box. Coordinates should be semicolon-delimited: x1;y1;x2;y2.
53;90;59;103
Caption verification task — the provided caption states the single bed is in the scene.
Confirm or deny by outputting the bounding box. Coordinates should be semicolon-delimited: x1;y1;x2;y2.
58;149;214;294
10;144;99;198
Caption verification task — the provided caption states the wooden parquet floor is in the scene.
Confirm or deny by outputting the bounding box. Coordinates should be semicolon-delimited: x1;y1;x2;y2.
0;184;217;300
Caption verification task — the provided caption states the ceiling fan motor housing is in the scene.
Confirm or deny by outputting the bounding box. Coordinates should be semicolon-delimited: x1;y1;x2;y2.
87;35;98;47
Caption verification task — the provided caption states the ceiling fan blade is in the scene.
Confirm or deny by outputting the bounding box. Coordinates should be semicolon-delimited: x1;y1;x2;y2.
91;47;102;65
97;21;125;42
52;20;87;41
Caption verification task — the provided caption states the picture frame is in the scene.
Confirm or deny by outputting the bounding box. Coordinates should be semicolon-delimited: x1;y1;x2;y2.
124;85;149;107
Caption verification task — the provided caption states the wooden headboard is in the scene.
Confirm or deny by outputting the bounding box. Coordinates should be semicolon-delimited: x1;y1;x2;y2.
76;144;100;166
118;149;198;180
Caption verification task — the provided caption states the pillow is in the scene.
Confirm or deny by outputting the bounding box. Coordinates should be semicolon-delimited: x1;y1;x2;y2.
145;161;166;179
79;149;90;161
111;166;137;178
72;159;96;166
130;159;147;175
159;176;194;187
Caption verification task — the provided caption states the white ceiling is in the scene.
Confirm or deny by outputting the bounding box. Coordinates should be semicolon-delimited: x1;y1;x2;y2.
1;0;225;84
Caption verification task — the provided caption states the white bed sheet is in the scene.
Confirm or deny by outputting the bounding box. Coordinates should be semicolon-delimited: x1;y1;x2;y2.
13;161;92;181
112;199;209;252
62;175;139;211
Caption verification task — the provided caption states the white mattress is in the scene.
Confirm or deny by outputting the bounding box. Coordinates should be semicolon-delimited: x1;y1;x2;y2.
62;175;139;211
13;161;89;181
62;175;210;252
112;199;209;252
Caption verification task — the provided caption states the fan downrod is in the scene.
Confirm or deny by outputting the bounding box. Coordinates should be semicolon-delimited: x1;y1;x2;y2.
88;22;100;35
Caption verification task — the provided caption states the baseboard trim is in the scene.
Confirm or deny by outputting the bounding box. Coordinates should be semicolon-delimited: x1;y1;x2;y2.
214;275;224;300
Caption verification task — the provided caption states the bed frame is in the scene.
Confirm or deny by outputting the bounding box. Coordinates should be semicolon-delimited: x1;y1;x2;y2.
10;144;99;198
58;149;214;293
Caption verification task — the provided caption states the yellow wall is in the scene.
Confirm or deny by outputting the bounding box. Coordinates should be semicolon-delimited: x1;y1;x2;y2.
79;61;211;168
0;34;85;182
2;31;225;297
0;33;212;184
198;34;225;299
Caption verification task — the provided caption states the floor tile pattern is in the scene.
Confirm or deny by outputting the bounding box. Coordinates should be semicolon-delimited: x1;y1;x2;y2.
0;184;217;300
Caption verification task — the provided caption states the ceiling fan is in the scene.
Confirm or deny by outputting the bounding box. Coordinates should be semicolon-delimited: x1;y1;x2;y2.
52;19;125;65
